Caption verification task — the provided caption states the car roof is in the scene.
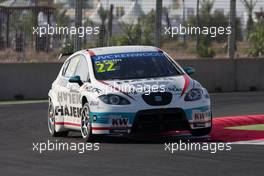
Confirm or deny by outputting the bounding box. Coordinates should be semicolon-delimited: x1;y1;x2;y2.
86;46;159;56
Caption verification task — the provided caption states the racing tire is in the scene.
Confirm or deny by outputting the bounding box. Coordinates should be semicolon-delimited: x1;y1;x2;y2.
48;98;69;137
80;103;94;142
190;127;212;136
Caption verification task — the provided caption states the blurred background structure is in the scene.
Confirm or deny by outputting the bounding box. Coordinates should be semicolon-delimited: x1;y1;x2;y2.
0;0;264;62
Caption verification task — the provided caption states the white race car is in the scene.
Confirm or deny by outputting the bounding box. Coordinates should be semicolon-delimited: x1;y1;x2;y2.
48;46;212;141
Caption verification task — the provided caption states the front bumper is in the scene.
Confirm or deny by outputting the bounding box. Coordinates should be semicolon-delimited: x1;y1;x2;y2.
132;108;189;134
90;105;212;135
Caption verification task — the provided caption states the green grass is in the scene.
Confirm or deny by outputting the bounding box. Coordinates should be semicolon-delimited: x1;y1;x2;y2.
0;100;48;105
225;124;264;131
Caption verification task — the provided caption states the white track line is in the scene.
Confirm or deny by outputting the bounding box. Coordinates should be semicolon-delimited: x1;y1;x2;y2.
231;139;264;145
0;100;48;105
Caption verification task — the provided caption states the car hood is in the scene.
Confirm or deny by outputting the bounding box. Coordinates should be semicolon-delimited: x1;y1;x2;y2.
94;75;198;98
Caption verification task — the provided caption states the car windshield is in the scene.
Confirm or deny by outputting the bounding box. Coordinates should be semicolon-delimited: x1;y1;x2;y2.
91;51;183;80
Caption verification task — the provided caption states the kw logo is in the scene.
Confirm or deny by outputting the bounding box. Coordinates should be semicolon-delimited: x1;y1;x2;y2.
112;118;128;126
194;113;205;120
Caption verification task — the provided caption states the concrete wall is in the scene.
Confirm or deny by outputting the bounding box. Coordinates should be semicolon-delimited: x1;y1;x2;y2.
0;63;62;100
178;60;236;92
235;59;264;91
0;59;263;100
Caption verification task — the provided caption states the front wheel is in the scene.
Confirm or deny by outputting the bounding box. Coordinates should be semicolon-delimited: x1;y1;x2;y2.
80;103;93;141
47;98;68;137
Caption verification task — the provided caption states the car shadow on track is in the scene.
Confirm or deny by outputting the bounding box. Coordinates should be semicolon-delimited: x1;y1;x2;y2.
66;131;211;144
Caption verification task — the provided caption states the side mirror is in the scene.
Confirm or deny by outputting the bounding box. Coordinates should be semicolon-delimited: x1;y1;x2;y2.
69;75;83;86
184;67;195;75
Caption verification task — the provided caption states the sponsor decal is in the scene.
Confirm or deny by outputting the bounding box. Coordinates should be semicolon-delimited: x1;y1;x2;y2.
112;118;129;127
83;85;102;94
194;113;205;121
55;106;82;118
192;110;211;121
92;52;164;61
89;101;99;106
191;110;211;128
58;78;68;87
193;123;206;128
57;92;81;104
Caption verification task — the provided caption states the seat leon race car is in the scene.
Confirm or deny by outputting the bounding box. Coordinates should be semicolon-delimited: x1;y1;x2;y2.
48;46;212;141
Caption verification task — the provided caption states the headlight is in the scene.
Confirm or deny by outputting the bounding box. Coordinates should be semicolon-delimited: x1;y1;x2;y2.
184;89;203;101
98;94;130;105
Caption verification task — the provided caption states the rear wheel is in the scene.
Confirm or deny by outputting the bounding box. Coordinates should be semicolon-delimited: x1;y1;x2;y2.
80;103;93;141
48;98;68;137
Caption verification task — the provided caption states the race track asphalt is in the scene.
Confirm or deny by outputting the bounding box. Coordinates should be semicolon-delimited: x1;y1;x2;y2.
0;92;263;176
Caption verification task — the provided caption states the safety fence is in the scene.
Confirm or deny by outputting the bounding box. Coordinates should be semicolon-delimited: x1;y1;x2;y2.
0;0;264;62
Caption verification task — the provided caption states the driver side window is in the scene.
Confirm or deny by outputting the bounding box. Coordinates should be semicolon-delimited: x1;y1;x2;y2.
64;56;80;78
75;55;89;82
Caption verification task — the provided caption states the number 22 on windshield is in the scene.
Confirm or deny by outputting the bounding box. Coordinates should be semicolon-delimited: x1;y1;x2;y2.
96;61;116;73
